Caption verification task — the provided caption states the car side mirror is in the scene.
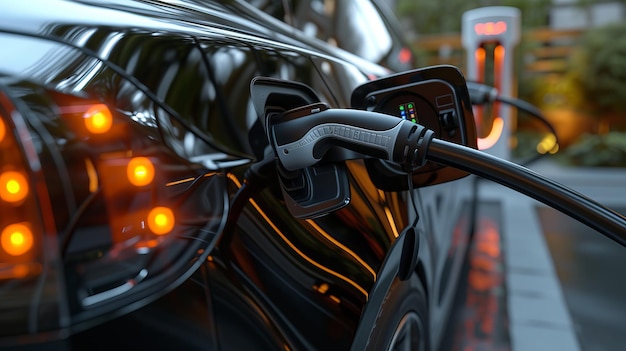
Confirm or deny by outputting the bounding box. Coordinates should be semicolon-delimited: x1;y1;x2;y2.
351;65;478;190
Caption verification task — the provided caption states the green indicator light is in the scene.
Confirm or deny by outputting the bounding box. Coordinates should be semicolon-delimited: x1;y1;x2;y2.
408;103;413;109
399;105;405;110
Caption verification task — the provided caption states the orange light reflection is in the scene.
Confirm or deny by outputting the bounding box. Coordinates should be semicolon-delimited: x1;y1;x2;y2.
1;223;34;256
85;158;99;193
147;206;175;235
127;157;155;187
226;174;368;297
306;219;376;278
83;104;113;134
0;118;5;143
0;171;29;203
249;199;368;297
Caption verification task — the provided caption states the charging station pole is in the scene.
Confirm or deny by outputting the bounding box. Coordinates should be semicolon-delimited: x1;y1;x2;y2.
462;7;520;160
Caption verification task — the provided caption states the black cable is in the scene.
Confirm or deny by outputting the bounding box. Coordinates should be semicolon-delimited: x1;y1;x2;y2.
496;94;559;164
218;148;277;249
427;138;626;247
466;82;562;242
467;81;560;165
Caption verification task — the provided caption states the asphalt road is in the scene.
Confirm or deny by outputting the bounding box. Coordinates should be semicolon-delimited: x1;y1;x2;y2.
538;206;626;351
532;161;626;351
444;160;626;351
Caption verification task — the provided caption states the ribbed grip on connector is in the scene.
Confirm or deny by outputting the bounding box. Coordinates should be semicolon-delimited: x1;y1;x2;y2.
391;121;435;169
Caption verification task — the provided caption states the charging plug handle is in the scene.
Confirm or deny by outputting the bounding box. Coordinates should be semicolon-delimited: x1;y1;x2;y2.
270;104;434;171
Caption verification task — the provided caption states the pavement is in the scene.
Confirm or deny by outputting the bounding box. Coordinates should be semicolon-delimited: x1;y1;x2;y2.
477;158;626;351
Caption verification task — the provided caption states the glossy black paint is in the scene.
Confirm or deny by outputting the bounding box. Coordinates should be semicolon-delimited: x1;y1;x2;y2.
0;1;474;350
244;0;419;71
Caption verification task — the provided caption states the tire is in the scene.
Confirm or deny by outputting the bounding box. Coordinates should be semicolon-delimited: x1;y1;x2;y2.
365;273;430;351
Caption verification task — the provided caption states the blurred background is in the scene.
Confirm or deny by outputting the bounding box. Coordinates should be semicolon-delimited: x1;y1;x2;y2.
393;0;626;167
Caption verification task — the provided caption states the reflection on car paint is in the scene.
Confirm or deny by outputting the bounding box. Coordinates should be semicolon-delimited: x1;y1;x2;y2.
449;202;510;351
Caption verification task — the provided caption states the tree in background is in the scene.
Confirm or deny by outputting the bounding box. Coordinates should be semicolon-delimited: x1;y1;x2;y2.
570;22;626;127
556;21;626;166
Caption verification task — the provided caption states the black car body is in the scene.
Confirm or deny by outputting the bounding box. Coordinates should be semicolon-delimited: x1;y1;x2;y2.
245;0;418;71
0;1;474;350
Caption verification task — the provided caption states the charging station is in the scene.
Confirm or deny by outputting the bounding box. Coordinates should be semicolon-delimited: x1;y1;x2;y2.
462;7;520;160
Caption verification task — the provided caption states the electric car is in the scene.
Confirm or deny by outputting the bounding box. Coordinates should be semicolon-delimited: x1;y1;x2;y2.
0;1;476;350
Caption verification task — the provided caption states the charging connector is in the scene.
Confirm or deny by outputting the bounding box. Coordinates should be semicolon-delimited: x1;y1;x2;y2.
269;103;434;171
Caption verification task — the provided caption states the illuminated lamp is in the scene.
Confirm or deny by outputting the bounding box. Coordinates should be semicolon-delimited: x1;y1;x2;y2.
147;206;175;235
127;157;155;187
83;104;113;134
0;171;29;203
1;223;34;256
537;134;559;154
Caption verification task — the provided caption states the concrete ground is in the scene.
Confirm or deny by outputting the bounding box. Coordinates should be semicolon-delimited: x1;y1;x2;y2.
479;159;626;351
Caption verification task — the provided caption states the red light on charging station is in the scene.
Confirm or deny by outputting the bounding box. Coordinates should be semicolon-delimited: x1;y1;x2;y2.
474;21;507;36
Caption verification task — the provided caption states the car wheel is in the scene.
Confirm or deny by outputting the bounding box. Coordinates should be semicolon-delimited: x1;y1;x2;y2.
365;273;429;351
